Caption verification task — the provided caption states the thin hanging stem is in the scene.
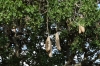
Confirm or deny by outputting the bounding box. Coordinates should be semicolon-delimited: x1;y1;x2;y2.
46;16;49;36
56;22;58;32
46;0;49;36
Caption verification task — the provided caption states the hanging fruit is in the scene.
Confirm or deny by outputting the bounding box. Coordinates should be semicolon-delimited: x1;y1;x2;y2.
79;25;85;33
55;32;61;50
45;36;52;52
48;44;52;57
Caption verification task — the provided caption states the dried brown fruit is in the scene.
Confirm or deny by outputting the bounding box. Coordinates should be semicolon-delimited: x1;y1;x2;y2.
48;44;52;57
79;25;85;33
79;26;81;34
45;36;51;52
81;26;85;33
55;32;61;50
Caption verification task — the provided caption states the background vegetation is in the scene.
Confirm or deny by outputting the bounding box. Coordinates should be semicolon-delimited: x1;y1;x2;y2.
0;0;100;66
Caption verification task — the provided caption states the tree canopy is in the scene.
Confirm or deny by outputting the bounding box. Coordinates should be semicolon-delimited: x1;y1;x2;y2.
0;0;100;66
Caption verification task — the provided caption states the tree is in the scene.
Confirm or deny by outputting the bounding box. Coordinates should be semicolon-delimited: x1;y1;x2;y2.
0;0;100;66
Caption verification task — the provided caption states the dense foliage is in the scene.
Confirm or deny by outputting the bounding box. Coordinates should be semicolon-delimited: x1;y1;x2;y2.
0;0;100;66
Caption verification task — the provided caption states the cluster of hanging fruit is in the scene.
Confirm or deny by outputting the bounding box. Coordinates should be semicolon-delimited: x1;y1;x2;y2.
45;32;61;57
45;16;85;57
78;24;85;34
45;24;85;57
